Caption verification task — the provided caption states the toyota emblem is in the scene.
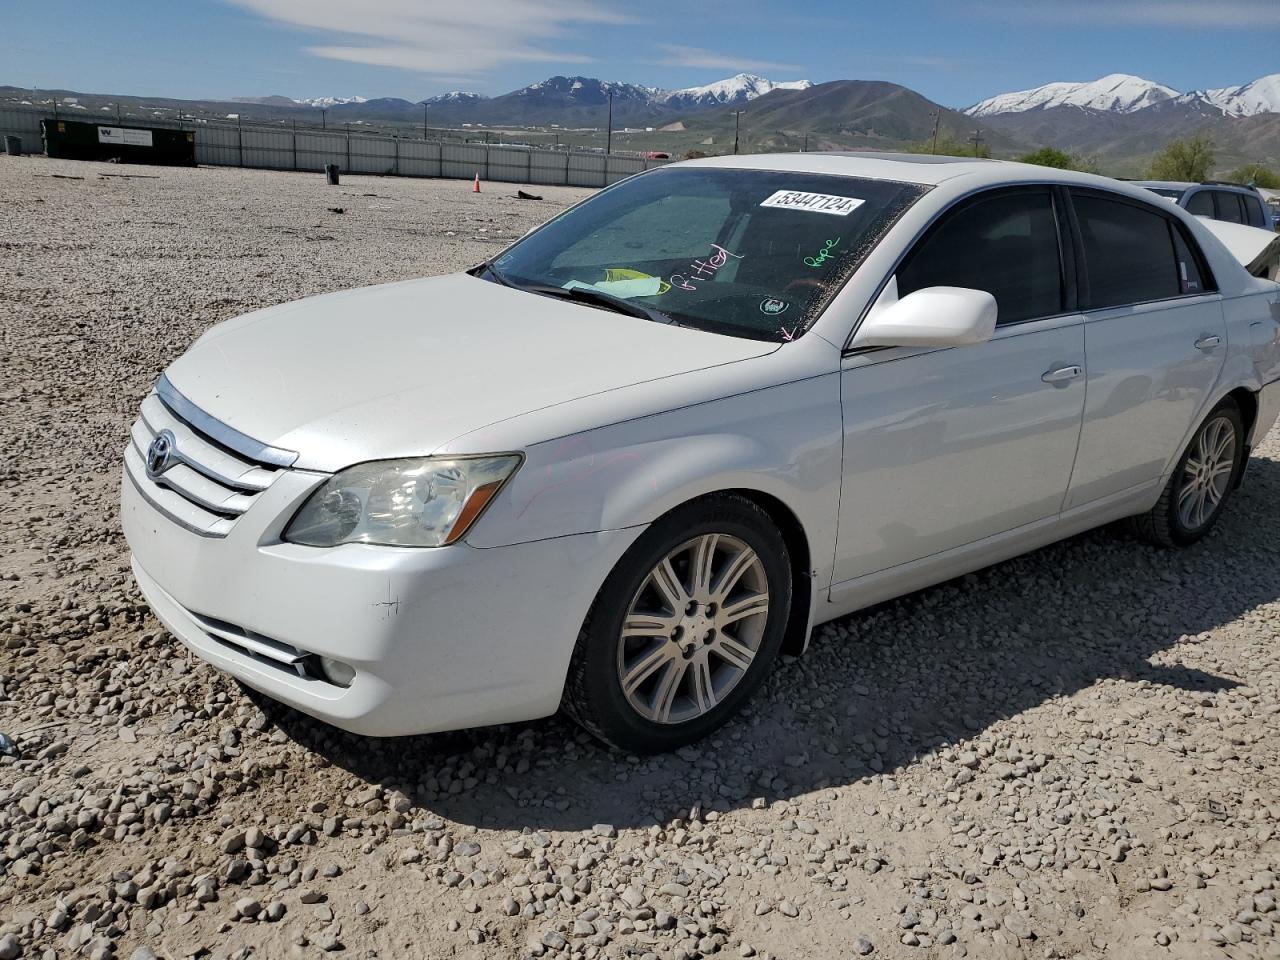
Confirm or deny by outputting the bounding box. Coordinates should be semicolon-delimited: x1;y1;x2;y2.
145;430;177;479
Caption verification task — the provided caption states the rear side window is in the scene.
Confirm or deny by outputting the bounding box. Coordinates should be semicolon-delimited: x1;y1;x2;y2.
1170;225;1209;294
1214;191;1245;224
1073;194;1182;308
1243;195;1267;228
897;189;1064;325
1185;191;1214;217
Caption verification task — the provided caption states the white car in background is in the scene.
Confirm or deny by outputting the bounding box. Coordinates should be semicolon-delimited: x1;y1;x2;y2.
122;154;1280;753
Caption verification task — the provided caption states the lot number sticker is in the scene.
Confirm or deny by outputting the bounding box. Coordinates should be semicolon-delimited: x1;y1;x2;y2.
760;190;865;216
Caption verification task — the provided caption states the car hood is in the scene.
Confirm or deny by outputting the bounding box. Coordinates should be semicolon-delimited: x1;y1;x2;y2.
163;273;777;472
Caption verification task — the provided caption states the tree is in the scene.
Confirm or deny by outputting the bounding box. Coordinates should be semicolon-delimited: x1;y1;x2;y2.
1146;134;1215;182
1227;163;1280;189
1017;147;1074;169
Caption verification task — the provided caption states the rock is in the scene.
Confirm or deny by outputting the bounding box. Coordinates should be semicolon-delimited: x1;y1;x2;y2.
315;931;342;952
220;829;246;854
1003;913;1032;940
853;936;875;955
541;931;568;950
0;935;19;960
235;897;262;919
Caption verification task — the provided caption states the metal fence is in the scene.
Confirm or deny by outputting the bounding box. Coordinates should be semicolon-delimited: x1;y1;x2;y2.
0;105;666;187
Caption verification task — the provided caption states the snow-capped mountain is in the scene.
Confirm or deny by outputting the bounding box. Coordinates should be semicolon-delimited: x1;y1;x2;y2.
966;74;1177;117
968;73;1280;120
294;96;367;108
492;74;811;110
423;91;489;105
511;77;663;104
1183;74;1280;118
661;74;813;109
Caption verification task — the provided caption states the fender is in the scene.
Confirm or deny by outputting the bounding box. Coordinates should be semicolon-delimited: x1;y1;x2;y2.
467;374;845;598
1155;361;1262;492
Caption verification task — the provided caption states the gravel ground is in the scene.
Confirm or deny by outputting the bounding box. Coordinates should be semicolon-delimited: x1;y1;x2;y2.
3;155;1280;960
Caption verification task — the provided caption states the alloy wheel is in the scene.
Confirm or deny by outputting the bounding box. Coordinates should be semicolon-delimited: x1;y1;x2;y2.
616;533;770;725
1177;415;1237;531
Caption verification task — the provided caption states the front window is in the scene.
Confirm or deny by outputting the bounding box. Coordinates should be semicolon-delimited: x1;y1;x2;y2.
479;167;928;342
897;189;1065;325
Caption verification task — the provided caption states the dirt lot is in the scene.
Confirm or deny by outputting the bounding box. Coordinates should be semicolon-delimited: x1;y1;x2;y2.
2;155;1280;960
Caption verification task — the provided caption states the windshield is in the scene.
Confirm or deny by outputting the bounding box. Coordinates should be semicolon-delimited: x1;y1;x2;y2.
1143;187;1185;200
481;167;928;342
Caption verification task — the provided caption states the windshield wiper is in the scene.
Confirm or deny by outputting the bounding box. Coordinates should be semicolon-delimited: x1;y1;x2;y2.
471;258;519;289
517;283;677;326
472;260;677;326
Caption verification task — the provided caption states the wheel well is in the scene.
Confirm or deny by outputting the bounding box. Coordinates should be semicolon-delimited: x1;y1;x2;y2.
1225;387;1259;489
724;489;813;658
1226;387;1259;442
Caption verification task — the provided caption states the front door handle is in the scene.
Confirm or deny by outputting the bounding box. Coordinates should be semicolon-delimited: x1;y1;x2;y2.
1195;335;1222;351
1042;365;1083;384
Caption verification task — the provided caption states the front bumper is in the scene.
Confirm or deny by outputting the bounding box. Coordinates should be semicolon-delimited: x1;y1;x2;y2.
122;467;643;736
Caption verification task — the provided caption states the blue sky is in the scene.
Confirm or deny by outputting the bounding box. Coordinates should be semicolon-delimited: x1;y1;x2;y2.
4;0;1277;107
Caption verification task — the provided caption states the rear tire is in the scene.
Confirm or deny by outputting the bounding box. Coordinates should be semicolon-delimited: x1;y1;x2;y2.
563;494;792;753
1129;398;1244;547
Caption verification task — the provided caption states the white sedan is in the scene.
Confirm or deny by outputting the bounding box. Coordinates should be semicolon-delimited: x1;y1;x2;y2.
121;153;1280;753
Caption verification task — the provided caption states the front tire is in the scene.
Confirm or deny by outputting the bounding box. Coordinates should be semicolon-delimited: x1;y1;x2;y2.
563;494;792;753
1130;398;1244;547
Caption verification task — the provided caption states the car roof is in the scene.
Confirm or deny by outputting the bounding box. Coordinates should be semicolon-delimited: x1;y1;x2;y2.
676;151;1181;199
1134;180;1262;195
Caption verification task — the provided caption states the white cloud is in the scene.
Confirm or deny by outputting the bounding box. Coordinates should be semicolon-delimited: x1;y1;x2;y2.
654;44;804;74
226;0;633;75
984;0;1278;28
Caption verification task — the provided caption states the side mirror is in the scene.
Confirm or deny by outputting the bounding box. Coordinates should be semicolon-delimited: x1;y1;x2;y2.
852;283;998;349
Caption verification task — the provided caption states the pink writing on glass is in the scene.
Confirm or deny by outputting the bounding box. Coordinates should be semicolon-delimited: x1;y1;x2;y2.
669;243;744;292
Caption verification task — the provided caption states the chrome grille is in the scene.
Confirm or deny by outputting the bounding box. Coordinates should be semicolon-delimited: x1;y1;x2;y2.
124;376;296;537
192;612;314;677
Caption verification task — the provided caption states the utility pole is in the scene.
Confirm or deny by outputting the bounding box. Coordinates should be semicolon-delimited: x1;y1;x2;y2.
606;92;613;155
801;132;809;153
115;102;122;123
321;108;327;130
968;128;985;155
423;102;427;140
733;110;744;155
929;111;940;154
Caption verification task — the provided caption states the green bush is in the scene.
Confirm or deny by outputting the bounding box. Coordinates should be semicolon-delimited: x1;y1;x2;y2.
1227;163;1280;189
903;135;991;159
1146;135;1215;182
1016;147;1101;173
1017;147;1074;169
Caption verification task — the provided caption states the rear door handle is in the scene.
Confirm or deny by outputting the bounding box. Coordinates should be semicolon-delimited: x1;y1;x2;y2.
1195;335;1222;351
1042;365;1083;384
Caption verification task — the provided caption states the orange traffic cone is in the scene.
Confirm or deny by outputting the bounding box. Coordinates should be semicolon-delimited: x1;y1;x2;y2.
473;173;481;193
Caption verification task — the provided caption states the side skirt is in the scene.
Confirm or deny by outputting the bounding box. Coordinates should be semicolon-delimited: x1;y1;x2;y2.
820;482;1159;625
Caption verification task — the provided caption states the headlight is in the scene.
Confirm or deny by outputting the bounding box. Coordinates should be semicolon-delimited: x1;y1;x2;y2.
284;455;521;548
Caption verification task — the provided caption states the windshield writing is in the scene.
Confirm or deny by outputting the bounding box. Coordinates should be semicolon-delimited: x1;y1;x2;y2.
486;168;928;342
